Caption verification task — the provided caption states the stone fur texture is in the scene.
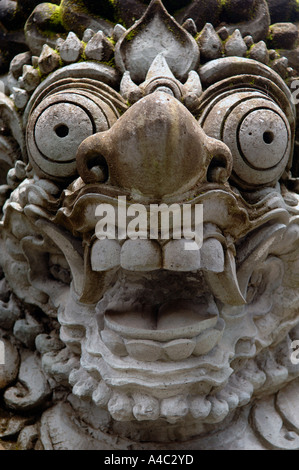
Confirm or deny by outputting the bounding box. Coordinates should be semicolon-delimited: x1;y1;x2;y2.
0;0;299;450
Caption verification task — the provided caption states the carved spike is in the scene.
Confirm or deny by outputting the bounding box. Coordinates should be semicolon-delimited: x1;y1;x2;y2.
120;70;143;103
182;18;197;36
183;70;202;97
38;44;60;75
197;23;222;60
224;29;247;57
59;32;83;64
145;53;176;81
85;31;113;62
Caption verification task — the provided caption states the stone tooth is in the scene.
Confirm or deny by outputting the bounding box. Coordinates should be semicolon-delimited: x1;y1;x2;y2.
85;31;114;62
224;29;247;57
82;28;95;43
113;24;127;42
189;395;211;419
227;375;254;406
101;329;127;357
68;367;85;386
21;65;40;92
163;239;201;271
124;339;162;362
258;351;289;390
92;381;111;407
239;359;266;391
160;395;189;424
182;18;197;36
205;396;230;423
216;389;239;410
197;23;222;60
12;87;29;110
91;239;121;272
108;392;134;421
73;376;96;399
163;338;196;361
234;338;256;358
55;38;64;52
132;393;160;421
60;32;83;64
38;44;60;75
201;238;224;273
249;41;269;65
120;239;161;271
193;319;224;356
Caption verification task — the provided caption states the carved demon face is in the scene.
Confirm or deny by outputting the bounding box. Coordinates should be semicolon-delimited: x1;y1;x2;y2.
1;0;299;445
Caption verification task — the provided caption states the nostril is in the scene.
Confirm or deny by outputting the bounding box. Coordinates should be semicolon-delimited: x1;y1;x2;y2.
87;155;109;183
77;133;110;184
206;152;231;184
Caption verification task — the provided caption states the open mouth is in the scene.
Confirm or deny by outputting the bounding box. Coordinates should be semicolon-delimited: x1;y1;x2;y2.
97;270;225;362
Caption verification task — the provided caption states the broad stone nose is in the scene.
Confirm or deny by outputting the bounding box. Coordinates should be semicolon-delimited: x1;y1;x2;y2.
76;92;232;199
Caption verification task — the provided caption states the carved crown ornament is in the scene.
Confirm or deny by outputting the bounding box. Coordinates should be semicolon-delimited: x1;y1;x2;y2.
0;0;299;450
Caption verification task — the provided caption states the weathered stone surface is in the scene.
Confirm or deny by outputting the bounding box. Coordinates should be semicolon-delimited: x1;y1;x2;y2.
197;23;222;61
249;41;269;64
12;87;29;110
9;51;32;79
59;32;83;64
4;353;50;411
115;0;200;82
20;64;40;92
38;44;60;75
13;314;43;349
268;22;299;49
272;56;289;77
1;0;299;452
224;29;247;57
84;31;114;62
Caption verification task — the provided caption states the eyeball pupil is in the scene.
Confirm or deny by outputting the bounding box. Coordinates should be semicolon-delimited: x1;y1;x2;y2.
55;124;69;138
263;131;274;144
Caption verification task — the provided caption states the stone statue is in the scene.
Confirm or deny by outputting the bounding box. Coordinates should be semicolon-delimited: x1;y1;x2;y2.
0;0;299;450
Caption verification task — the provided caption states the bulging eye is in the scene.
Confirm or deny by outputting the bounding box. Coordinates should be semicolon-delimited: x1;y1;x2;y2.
199;90;292;189
26;84;120;181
